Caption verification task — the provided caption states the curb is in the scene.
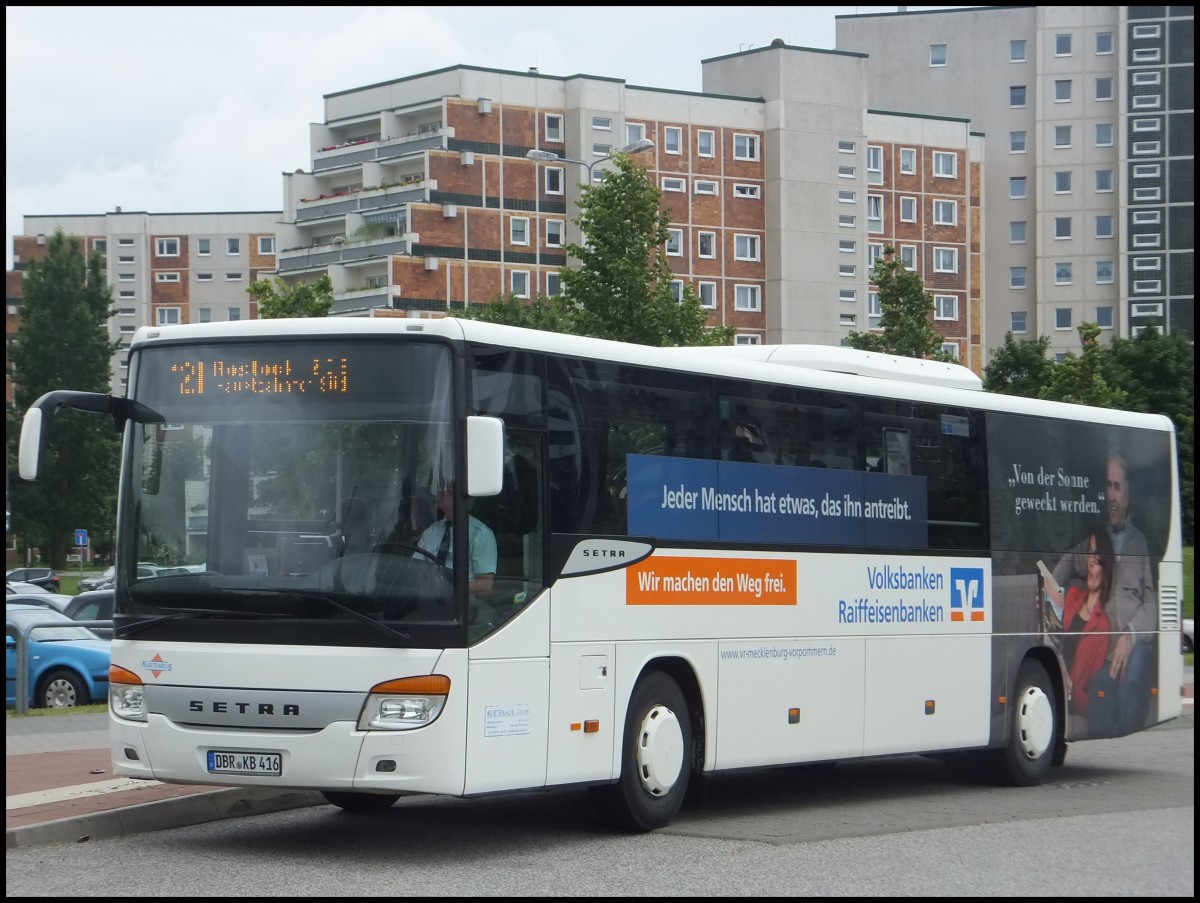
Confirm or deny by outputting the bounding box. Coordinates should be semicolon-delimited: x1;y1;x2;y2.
5;787;324;850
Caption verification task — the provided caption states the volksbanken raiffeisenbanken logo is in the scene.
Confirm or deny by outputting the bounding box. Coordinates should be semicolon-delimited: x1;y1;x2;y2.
950;567;985;622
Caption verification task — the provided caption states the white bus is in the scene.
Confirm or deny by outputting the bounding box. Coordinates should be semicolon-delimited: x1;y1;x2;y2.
18;316;1184;830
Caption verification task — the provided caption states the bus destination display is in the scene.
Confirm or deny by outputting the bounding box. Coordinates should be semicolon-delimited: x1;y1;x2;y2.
170;356;349;396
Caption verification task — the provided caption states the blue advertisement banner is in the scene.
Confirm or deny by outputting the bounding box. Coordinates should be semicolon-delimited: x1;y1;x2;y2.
626;454;928;548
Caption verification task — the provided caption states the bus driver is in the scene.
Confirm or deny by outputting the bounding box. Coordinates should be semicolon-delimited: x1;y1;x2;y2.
415;480;497;596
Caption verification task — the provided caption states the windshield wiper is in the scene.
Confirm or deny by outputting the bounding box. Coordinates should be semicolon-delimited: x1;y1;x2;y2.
119;607;289;637
230;589;412;643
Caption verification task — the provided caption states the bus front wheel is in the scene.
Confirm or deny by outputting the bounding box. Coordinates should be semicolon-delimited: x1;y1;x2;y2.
988;658;1058;786
590;670;693;832
321;791;401;813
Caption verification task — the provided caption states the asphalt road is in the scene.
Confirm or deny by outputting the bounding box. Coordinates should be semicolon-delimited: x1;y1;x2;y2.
6;713;1193;897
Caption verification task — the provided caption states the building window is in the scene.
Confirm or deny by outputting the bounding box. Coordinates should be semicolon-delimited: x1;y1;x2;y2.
694;180;718;195
1133;186;1162;202
1054;79;1072;102
1132;24;1161;39
929;43;947;66
868;291;881;327
592;116;612;131
545;167;563;195
933;151;956;178
734;284;761;312
838;165;857;179
1010;39;1026;62
117;255;134;264
839;239;857;253
1055;308;1072;330
1132;256;1162;272
866;145;883;184
546;220;564;247
840;313;858;327
197;238;210;256
1010;267;1027;289
661;177;686;193
1054;217;1072;239
698;231;716;259
1010;85;1027;107
156;238;180;257
1095;123;1114;146
669;280;684;302
1054;171;1072;193
866;195;883;232
733;184;761;199
1132;233;1162;249
156;307;181;326
666;229;684;256
1132;140;1161;156
840;288;857;302
1095;215;1114;238
933;247;958;273
1132;210;1162;226
899;148;916;174
93;239;107;254
1133;280;1163;294
1095;31;1113;54
1095;169;1113;193
1095;77;1114;101
546;271;562;297
118;290;135;299
119;272;135;282
228;308;241;321
697;130;715;157
838;190;857;204
941;342;960;361
118;237;134;246
1010;177;1027;199
838;140;856;154
511;270;530;298
735;334;762;346
1095;261;1114;284
592;143;612;157
838;214;856;228
510;217;529;245
900;245;917;271
1096;306;1114;329
1132;117;1161;134
1133;163;1161;179
226;238;240;255
839;263;856;277
1055;263;1073;285
225;272;243;281
933;199;956;226
900;196;917;222
1132;94;1162;111
1055;33;1072;56
733;133;759;161
625;122;646;146
1011;311;1027;333
868;243;885;268
196;272;213;282
664;126;682;154
698;281;717;309
545;114;563;142
1010;131;1027;153
155;272;180;283
198;308;212;323
1055;125;1072;148
1132;71;1161;87
734;234;760;261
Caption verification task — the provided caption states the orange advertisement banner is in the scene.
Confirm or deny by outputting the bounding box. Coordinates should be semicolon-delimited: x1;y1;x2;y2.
626;557;797;606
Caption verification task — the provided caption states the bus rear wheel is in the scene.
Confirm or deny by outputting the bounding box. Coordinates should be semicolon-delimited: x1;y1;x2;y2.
321;791;401;813
590;670;693;832
987;658;1058;786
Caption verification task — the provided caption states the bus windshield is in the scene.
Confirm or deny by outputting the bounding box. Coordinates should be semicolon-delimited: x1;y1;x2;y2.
122;339;477;646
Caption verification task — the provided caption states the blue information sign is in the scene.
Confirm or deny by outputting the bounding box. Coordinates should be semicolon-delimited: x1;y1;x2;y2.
74;529;88;547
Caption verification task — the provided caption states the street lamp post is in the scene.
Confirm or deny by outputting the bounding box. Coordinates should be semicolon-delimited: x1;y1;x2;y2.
525;137;655;183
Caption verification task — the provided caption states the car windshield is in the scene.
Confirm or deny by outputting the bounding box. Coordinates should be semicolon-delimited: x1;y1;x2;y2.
7;607;103;641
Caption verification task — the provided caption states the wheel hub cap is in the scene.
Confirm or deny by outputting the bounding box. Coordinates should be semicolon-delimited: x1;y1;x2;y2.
1015;684;1053;760
635;704;684;797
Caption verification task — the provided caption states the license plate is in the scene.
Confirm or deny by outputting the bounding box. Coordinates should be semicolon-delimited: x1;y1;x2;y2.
206;750;282;776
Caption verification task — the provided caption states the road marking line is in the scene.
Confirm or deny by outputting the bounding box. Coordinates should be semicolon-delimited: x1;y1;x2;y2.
6;778;166;811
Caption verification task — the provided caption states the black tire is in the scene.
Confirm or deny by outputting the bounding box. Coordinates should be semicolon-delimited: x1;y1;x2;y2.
39;668;88;708
986;658;1058;786
590;670;693;832
321;791;401;813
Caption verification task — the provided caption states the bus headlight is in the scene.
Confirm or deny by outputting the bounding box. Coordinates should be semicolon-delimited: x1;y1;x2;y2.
357;675;450;731
109;665;147;722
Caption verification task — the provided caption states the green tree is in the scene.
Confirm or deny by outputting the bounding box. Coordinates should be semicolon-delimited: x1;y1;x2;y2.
847;246;954;361
983;331;1054;397
249;273;334;318
1038;321;1127;408
464;292;577;334
6;230;122;567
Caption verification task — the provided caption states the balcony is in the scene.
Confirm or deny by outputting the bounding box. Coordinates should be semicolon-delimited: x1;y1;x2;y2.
276;236;410;273
295;180;433;223
313;127;446;172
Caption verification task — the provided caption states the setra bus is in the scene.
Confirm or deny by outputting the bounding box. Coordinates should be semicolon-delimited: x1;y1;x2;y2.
18;316;1184;830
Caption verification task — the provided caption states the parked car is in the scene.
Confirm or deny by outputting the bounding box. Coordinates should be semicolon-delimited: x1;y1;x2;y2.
6;603;111;709
79;566;116;593
6;581;50;595
62;589;115;640
1184;618;1195;655
5;567;60;592
5;592;74;613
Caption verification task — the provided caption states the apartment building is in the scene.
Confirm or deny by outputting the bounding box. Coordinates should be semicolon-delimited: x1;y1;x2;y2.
275;46;983;366
837;6;1194;359
9;210;280;398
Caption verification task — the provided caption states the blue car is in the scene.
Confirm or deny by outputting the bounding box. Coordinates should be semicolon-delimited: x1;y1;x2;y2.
6;603;111;709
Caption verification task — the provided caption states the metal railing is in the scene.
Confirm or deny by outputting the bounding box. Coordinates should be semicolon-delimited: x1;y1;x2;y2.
7;618;113;715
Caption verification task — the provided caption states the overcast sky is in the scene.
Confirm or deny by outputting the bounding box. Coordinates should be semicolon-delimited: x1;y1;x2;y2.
6;5;948;267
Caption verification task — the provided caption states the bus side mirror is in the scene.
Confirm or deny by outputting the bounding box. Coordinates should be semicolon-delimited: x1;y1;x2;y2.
466;416;504;497
18;407;45;481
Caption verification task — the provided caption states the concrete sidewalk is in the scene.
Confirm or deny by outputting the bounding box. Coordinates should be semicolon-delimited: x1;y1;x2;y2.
6;673;1194;850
